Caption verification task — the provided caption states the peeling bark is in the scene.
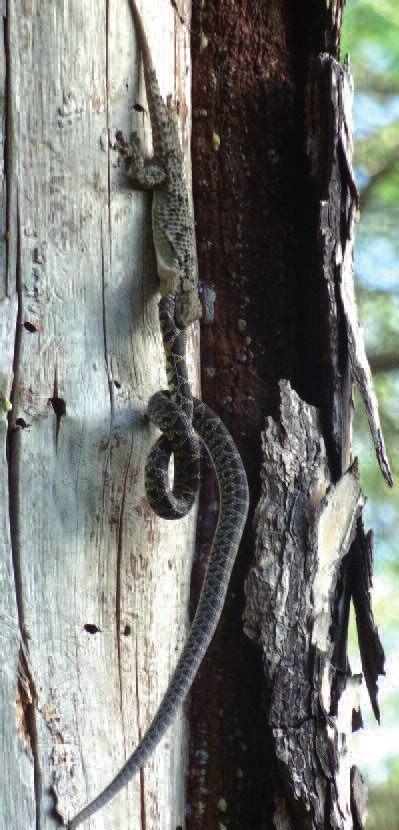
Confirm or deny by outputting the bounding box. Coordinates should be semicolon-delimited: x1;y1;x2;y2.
244;380;364;829
350;522;385;724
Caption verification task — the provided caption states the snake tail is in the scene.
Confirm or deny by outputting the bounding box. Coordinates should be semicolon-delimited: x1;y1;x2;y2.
67;397;249;828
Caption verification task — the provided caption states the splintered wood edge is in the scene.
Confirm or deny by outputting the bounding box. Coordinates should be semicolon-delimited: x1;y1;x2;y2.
310;463;364;653
340;253;393;487
337;63;393;488
351;523;385;722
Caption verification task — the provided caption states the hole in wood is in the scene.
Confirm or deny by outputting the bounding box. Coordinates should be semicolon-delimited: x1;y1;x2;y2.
114;380;121;389
84;624;101;634
16;418;28;428
48;397;66;418
23;321;37;333
123;625;131;636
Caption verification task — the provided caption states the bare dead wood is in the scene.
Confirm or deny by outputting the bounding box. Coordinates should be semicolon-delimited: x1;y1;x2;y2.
339;207;392;487
1;2;198;828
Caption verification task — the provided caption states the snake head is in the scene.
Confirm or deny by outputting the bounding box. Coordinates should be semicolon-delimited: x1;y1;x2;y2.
175;290;202;329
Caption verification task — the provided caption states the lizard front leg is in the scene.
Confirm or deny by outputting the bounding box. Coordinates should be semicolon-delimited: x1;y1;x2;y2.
117;130;166;190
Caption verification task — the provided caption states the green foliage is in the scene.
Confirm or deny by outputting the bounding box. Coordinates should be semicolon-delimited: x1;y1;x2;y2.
356;121;399;253
342;0;399;92
357;289;399;352
367;757;399;829
356;121;399;173
342;2;399;260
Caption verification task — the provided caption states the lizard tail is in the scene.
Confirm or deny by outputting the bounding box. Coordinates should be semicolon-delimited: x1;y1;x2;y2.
128;0;154;75
128;0;171;159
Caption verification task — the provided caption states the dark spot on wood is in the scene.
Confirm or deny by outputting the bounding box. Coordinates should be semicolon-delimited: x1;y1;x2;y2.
134;103;145;113
171;0;185;25
48;397;66;418
16;418;28;428
23;321;37;333
123;625;131;636
114;379;121;388
84;624;101;634
352;705;363;733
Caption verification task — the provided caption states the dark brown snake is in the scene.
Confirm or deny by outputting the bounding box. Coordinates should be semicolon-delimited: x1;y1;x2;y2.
68;296;249;827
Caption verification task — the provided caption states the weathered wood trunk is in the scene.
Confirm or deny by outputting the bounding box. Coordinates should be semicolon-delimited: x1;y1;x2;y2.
1;1;384;829
1;2;197;827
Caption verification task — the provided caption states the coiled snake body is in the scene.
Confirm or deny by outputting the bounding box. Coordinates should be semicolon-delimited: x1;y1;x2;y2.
68;296;249;827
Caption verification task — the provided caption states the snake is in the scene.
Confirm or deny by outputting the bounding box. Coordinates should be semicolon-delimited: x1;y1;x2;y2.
68;295;249;828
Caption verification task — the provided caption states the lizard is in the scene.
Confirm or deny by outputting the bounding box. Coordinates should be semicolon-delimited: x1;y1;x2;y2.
118;0;202;330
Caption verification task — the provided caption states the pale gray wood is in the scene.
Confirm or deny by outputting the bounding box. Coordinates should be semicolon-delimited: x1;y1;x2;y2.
0;10;35;827
1;1;198;828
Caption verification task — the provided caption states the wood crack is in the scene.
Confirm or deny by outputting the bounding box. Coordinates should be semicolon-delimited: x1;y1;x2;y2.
100;231;114;426
135;633;147;830
105;0;112;239
7;191;23;630
6;196;42;829
4;0;12;295
115;433;134;728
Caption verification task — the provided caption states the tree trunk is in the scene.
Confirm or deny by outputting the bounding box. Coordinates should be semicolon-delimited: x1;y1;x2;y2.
187;1;384;828
1;2;197;827
1;2;385;830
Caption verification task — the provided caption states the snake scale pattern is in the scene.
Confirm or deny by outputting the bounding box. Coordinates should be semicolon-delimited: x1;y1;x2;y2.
68;296;249;827
144;296;201;519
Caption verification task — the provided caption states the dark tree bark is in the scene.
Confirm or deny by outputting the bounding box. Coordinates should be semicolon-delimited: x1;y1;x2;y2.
188;2;385;828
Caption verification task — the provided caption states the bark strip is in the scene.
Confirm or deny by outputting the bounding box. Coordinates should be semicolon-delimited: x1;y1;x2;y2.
244;380;365;829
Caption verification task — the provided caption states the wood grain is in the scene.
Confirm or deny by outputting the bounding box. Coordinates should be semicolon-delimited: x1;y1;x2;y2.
1;2;198;827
